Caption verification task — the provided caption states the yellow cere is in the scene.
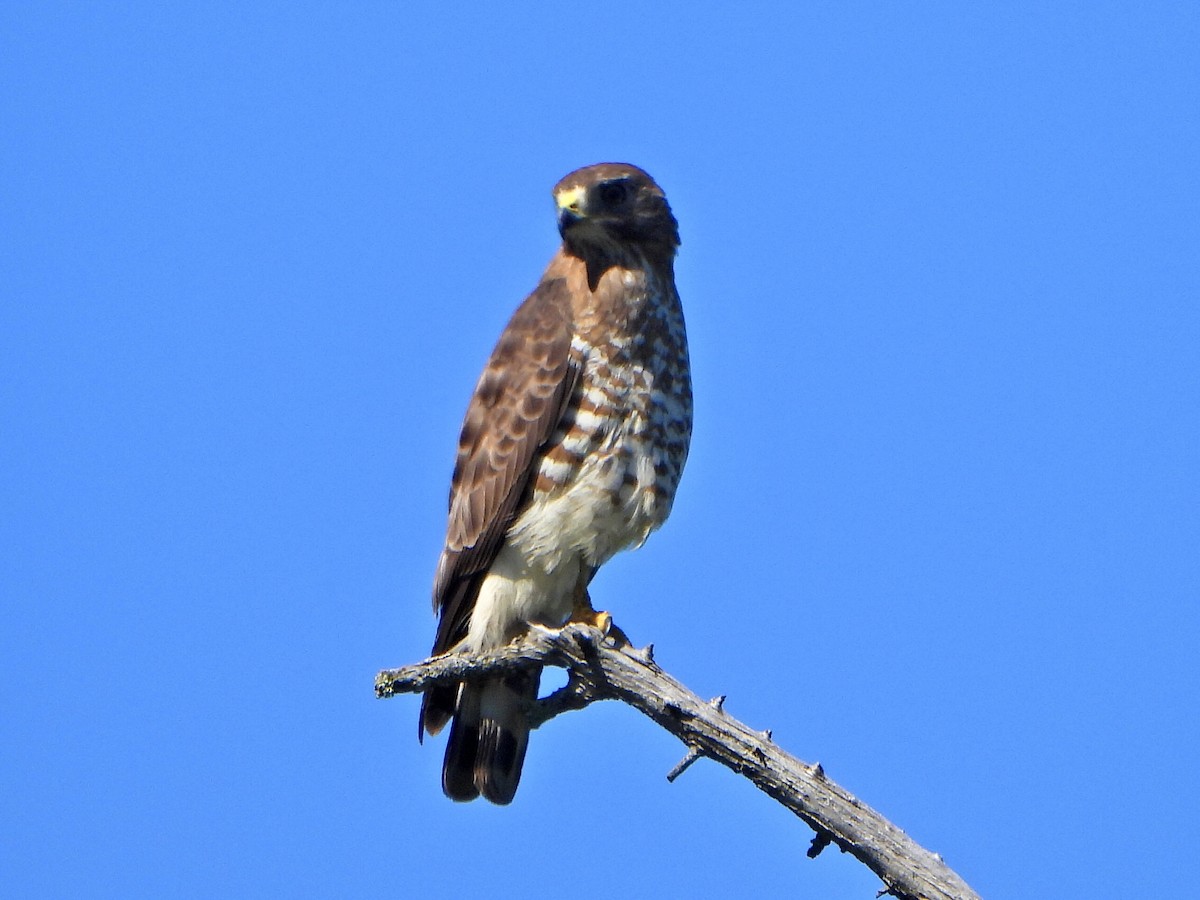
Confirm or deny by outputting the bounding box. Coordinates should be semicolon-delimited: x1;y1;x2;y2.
555;186;586;213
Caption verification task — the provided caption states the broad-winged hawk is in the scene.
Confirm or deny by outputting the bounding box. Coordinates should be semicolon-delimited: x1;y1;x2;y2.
420;163;692;804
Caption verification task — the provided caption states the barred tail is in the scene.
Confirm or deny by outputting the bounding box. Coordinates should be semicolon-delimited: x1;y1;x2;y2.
440;668;540;805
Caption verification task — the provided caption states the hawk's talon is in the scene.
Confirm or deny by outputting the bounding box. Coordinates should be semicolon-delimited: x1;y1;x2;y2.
603;619;631;647
566;588;631;647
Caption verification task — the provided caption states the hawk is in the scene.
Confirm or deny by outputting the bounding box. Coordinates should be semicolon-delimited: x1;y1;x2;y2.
419;163;692;804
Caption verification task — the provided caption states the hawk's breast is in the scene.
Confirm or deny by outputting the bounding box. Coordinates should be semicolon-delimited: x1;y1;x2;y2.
507;273;692;578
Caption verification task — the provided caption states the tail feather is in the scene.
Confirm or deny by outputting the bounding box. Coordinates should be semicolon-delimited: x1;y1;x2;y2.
442;686;482;801
440;667;541;805
419;683;457;740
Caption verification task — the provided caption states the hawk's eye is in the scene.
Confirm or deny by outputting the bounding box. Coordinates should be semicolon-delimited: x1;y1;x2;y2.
597;181;628;208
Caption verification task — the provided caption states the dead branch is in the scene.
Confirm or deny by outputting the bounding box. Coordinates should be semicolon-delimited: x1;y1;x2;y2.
375;623;981;900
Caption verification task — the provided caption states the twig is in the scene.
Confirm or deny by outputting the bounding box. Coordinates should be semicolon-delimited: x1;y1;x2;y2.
665;746;702;782
375;624;981;900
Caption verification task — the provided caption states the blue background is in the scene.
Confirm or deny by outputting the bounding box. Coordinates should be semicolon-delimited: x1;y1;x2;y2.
4;3;1198;897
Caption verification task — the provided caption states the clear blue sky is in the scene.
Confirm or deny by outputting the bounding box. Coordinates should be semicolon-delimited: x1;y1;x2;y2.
3;3;1197;898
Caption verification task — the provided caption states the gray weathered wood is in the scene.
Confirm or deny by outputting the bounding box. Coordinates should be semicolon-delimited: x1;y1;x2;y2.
376;624;981;900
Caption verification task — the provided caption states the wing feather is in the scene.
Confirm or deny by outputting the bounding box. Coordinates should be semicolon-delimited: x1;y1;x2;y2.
429;277;580;654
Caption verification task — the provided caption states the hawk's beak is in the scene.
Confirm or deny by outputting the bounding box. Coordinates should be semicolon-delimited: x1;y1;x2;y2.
555;186;587;233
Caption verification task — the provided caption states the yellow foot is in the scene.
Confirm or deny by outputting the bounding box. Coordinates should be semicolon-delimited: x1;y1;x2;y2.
568;589;630;646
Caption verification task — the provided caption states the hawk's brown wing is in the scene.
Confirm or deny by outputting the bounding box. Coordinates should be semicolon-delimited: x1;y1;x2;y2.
419;276;578;741
429;275;580;656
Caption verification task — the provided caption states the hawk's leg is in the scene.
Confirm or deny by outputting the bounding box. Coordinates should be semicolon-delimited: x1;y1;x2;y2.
567;574;630;646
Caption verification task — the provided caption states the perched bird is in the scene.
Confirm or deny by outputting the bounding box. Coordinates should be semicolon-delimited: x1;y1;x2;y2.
420;163;692;804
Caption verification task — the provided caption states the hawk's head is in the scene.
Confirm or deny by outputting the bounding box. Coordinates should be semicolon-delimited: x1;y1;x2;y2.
553;163;680;263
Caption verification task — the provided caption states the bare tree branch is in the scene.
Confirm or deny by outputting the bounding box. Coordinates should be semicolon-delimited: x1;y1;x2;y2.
376;624;981;900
